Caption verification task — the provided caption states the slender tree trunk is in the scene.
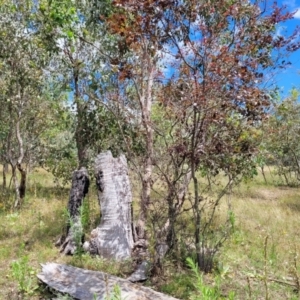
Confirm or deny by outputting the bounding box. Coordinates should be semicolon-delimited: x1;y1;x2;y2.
137;57;155;242
190;105;205;271
56;167;90;255
283;171;289;186
154;171;192;269
166;187;176;250
17;163;26;200
84;151;134;260
261;166;267;184
75;100;87;168
72;61;88;169
13;99;26;209
2;163;8;190
138;125;153;239
11;165;21;209
165;171;192;248
64;49;88;169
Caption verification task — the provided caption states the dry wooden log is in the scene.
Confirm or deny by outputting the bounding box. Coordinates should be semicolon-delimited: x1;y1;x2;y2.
38;263;179;300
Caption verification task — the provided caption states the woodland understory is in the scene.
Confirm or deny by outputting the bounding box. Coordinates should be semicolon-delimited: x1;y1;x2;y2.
1;0;300;299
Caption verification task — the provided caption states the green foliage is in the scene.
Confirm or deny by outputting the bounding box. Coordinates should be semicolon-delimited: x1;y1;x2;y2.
186;257;235;300
159;273;195;299
0;0;299;297
64;208;84;256
76;104;143;159
37;0;79;52
105;284;124;300
228;210;236;234
64;199;92;256
44;142;78;185
0;165;300;299
264;89;300;186
10;244;38;295
80;198;91;231
69;253;133;277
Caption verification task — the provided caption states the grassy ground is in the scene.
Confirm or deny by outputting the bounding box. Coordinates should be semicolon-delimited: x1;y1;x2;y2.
0;166;299;299
218;175;300;300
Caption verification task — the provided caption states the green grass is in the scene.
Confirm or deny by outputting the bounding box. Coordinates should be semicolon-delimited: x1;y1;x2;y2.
0;166;299;299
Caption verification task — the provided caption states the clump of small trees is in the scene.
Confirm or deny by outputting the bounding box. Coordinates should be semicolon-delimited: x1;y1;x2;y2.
262;89;300;186
0;0;299;274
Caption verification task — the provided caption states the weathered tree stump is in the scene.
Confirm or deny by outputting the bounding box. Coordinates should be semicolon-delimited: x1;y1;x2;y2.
56;167;90;255
38;263;179;300
83;151;134;260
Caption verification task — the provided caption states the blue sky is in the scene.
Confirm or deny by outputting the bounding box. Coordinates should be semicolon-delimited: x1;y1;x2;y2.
274;0;300;96
159;1;300;97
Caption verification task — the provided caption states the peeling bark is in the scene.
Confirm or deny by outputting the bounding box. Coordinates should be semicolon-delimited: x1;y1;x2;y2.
38;263;179;300
83;151;134;260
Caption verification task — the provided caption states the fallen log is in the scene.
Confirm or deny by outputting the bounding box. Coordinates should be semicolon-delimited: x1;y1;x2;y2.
38;263;179;300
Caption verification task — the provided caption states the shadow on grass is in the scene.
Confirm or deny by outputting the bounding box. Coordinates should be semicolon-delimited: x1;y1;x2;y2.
275;184;300;189
0;185;70;210
29;207;67;243
280;194;300;212
26;184;70;200
0;206;66;243
282;201;300;212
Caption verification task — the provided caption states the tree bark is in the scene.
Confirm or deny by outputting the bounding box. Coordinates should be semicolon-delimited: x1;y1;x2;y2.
138;63;154;241
83;151;134;260
2;163;8;190
38;263;179;300
13;102;26;208
56;167;90;255
11;165;21;208
17;162;26;200
67;49;88;169
155;171;192;263
261;165;268;184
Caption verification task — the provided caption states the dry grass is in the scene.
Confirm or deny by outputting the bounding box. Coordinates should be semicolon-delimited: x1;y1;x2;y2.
217;170;300;299
0;168;70;299
0;167;300;299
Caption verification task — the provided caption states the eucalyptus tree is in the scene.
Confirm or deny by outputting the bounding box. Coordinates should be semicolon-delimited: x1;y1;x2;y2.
264;89;300;186
34;77;78;183
34;0;142;254
0;0;52;208
36;0;125;170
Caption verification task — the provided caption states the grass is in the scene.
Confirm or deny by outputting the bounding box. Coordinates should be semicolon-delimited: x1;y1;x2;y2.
216;170;300;299
0;169;69;299
0;166;300;299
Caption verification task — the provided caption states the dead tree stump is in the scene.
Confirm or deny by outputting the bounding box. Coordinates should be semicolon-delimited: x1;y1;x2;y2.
56;167;90;255
83;151;134;260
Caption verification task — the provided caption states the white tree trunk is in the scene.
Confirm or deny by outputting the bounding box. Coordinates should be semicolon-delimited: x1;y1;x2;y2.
84;151;134;260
